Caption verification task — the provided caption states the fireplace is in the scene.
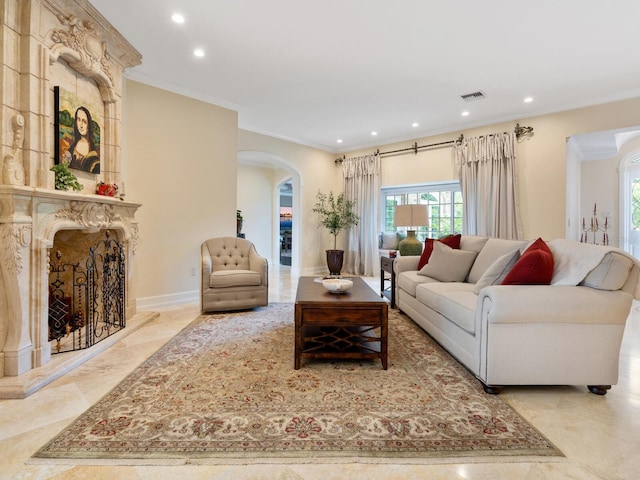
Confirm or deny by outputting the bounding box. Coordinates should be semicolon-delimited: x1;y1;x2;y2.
0;189;141;377
48;229;126;354
0;0;142;387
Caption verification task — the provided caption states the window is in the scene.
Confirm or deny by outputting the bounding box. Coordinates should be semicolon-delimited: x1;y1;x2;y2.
382;182;462;240
633;178;640;230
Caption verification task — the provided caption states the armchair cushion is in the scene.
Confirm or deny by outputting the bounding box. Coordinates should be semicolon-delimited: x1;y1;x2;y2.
380;232;398;249
210;270;262;288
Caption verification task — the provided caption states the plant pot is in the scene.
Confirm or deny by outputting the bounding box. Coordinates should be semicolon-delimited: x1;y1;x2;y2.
236;219;243;235
326;249;344;276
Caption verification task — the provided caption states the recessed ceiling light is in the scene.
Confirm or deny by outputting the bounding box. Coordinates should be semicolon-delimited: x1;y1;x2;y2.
193;48;205;58
524;96;534;103
461;111;470;117
337;139;343;143
412;122;419;128
172;13;185;24
371;131;378;136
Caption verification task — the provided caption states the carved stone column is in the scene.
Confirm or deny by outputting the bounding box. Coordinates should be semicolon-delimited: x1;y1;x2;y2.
0;195;34;376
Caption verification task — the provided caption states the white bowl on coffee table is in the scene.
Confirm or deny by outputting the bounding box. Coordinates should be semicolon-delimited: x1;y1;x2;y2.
322;278;353;293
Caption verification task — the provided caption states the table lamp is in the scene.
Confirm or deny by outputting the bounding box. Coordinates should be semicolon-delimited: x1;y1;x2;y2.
393;204;428;256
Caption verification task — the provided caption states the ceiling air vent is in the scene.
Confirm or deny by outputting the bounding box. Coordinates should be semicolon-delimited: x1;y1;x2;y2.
460;91;486;102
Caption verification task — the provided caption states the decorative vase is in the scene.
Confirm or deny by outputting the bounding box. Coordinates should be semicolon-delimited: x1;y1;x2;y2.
236;219;243;235
326;249;344;276
398;230;423;256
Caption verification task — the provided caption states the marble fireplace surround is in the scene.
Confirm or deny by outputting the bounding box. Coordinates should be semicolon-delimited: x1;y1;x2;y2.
0;187;152;398
0;0;146;395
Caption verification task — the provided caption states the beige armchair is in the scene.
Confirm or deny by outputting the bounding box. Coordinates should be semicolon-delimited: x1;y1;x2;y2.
201;237;268;312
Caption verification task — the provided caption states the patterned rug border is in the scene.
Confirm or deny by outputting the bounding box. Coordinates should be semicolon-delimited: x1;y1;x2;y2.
28;454;567;467
31;303;563;465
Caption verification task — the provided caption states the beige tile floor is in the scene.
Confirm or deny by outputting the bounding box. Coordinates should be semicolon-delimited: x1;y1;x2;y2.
1;264;639;479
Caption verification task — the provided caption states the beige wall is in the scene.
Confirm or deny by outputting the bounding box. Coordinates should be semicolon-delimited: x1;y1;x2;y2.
124;80;237;307
237;130;341;274
237;164;274;261
344;97;640;241
580;157;618;246
123;77;640;305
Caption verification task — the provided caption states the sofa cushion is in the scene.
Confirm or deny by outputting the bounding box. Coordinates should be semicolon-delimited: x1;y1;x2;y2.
501;238;554;285
209;270;262;288
459;235;490;253
418;241;478;282
397;270;439;297
467;238;528;284
580;252;633;291
417;234;462;270
416;282;478;334
473;250;521;294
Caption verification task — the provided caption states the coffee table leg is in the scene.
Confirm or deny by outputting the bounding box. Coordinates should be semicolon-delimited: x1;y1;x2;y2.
294;303;301;369
381;306;388;370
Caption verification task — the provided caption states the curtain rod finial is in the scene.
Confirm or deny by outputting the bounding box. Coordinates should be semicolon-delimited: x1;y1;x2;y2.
514;123;534;139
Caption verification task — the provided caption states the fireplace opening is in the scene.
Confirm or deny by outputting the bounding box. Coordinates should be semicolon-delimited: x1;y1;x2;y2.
48;229;126;354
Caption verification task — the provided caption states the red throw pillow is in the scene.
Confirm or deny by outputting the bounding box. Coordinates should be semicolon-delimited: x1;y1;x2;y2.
417;234;461;270
501;238;554;285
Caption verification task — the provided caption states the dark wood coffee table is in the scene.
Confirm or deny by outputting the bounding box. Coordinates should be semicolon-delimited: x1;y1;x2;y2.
294;276;388;369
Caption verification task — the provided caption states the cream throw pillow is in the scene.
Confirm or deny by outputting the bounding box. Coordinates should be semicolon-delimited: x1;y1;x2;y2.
381;232;398;249
473;250;521;294
418;241;478;282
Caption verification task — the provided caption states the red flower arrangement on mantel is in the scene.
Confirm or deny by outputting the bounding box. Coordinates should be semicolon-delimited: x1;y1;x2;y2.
96;182;118;197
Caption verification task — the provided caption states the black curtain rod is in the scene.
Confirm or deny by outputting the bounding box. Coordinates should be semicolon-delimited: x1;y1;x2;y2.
376;134;464;158
334;123;533;164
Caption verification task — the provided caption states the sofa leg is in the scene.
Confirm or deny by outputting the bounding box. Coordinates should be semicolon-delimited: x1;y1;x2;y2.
481;382;503;395
588;385;611;395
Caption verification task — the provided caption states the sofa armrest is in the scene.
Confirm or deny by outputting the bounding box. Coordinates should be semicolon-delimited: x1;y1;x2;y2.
394;255;421;275
478;285;633;326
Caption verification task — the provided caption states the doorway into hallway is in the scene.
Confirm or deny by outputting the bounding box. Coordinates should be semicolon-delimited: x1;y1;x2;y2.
279;180;293;266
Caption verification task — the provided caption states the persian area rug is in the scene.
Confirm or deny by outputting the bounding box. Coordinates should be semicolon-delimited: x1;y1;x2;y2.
32;303;562;465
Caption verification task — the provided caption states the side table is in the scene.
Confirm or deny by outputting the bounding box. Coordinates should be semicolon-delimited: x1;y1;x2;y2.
380;255;396;308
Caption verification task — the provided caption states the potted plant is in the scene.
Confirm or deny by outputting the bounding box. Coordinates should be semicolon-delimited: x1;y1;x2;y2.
312;190;359;275
50;163;83;192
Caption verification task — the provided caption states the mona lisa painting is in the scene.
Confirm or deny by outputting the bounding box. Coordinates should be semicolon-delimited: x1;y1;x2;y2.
54;86;102;174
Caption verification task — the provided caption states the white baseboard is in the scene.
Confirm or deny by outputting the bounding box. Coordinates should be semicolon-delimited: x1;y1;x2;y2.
137;290;199;310
301;267;328;276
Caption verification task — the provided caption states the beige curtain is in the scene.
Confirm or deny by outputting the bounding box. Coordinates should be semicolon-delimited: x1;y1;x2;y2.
454;132;523;239
343;153;381;276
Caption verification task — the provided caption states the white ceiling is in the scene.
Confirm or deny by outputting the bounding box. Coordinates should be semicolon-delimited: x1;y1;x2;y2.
88;0;640;153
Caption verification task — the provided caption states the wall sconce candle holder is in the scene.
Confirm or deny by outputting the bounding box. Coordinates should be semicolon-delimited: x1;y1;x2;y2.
581;203;609;246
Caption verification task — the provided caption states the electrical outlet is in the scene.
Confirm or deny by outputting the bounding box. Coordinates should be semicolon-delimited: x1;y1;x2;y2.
190;266;197;277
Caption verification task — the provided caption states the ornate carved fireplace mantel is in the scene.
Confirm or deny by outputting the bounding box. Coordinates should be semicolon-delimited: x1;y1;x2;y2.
1;0;142;381
0;186;140;376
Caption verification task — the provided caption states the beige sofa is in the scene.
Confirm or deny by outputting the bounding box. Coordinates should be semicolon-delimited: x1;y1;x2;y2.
394;236;640;394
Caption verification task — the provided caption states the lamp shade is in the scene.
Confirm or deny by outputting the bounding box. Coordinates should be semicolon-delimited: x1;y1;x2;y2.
393;204;428;228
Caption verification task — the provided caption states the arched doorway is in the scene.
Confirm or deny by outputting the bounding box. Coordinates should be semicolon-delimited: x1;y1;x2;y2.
237;151;302;276
278;180;293;266
566;127;640;253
